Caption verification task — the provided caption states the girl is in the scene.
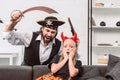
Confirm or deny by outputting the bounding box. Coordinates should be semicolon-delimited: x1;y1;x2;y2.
36;32;82;80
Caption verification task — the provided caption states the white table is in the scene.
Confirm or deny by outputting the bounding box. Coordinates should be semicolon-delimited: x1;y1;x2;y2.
0;53;18;65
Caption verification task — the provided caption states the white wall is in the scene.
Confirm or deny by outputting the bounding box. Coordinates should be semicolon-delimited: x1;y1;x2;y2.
0;0;88;65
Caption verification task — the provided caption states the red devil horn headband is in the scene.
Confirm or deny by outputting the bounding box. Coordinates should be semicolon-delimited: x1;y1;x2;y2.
61;32;68;42
61;32;78;43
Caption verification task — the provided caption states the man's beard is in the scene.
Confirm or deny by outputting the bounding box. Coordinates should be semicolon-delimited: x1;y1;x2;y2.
42;34;54;43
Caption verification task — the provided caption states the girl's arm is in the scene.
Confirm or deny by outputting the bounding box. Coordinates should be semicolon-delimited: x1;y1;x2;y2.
68;57;79;78
50;57;68;74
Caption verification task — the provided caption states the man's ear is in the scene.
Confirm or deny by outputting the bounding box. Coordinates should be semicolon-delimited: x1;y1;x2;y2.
41;27;44;30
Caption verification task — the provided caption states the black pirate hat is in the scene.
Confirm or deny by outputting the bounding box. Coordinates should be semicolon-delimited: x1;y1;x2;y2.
37;16;65;30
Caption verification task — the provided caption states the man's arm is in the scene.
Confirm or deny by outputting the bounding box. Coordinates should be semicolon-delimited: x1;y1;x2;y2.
3;10;32;47
4;10;23;32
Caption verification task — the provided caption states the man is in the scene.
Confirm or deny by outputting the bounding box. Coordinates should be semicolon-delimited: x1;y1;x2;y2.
3;10;65;66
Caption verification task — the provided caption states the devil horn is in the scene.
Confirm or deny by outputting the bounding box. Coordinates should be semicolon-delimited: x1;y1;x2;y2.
71;32;78;43
61;32;68;42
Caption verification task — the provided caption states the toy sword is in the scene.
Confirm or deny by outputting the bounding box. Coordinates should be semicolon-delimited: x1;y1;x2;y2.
68;17;75;36
23;6;58;14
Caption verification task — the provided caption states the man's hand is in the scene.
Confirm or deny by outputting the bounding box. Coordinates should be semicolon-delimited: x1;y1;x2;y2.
10;10;23;23
4;10;23;32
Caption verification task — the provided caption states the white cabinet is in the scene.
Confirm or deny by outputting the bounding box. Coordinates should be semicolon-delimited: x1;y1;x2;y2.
0;53;18;65
0;45;24;65
92;1;120;65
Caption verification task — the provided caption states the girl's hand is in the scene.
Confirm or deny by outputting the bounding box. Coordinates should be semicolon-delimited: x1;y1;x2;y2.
69;51;75;59
63;51;69;60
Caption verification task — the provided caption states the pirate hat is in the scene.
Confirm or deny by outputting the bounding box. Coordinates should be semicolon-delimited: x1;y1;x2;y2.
37;16;65;30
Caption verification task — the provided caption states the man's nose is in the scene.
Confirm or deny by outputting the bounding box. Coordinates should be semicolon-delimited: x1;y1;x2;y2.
47;32;52;36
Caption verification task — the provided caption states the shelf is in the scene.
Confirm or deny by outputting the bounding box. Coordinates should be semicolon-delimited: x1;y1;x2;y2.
92;7;120;14
93;46;120;48
91;0;120;65
92;46;120;54
92;46;120;51
93;7;120;9
92;27;120;32
93;7;120;11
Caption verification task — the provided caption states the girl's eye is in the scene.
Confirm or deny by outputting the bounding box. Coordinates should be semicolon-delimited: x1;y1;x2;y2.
70;46;74;48
63;45;75;48
64;45;67;48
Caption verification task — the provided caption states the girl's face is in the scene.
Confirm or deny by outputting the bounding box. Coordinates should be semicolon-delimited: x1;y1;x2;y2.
63;39;77;55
